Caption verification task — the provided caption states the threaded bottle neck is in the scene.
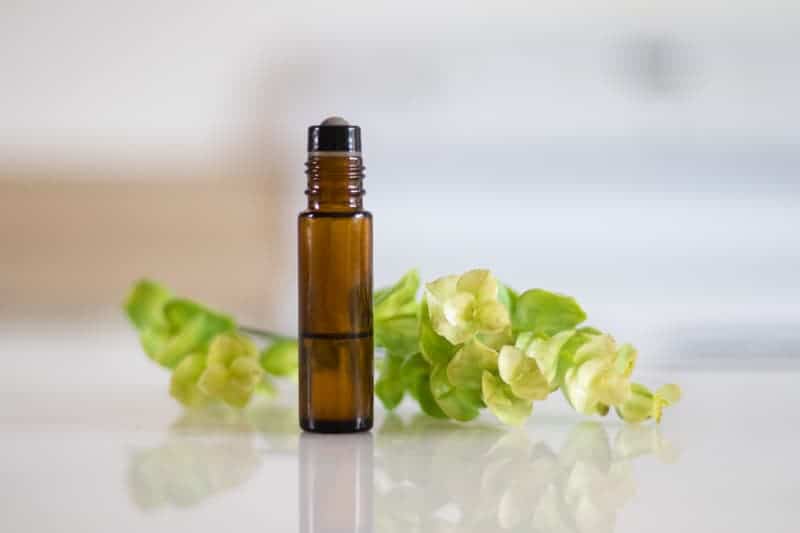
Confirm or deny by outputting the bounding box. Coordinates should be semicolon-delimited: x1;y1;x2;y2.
305;154;365;211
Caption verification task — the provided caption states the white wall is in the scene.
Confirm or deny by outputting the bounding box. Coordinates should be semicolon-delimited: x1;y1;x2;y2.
1;1;799;368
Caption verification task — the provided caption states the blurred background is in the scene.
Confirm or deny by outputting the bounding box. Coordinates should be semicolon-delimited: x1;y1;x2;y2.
2;1;798;385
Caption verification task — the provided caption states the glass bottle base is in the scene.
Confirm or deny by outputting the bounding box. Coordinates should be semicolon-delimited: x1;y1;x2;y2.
300;417;373;434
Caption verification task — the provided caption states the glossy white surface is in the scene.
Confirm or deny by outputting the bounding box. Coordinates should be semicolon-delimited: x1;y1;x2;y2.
2;335;798;532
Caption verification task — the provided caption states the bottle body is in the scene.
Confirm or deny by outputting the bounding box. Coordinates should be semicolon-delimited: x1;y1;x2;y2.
298;209;373;432
298;129;373;432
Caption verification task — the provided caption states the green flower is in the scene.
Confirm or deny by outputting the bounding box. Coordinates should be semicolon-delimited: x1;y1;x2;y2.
514;330;575;390
375;351;407;410
425;269;510;345
497;345;549;401
198;333;263;408
170;353;210;407
562;333;632;416
615;383;681;423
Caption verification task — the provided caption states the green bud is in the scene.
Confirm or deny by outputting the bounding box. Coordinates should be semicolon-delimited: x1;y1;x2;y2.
169;352;210;407
615;383;681;424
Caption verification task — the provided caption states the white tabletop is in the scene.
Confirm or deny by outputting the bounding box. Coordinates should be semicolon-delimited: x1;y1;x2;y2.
2;324;798;533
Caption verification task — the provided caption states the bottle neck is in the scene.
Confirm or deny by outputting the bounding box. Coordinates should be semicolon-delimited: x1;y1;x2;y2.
305;153;365;211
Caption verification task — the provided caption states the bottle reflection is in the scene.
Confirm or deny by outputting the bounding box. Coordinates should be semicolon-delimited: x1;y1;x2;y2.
300;432;374;533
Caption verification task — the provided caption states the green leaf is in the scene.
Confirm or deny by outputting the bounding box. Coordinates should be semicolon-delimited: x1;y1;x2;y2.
447;338;498;392
512;289;586;336
430;364;481;421
139;326;169;362
260;340;299;377
374;269;420;322
164;299;234;331
400;352;430;389
497;282;518;316
153;315;214;368
418;296;458;366
400;354;448;419
153;300;236;368
481;371;532;426
375;315;419;356
375;352;406;410
124;279;172;330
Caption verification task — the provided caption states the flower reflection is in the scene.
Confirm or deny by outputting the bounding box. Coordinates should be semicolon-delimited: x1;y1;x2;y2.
127;399;298;509
374;416;677;533
128;398;676;533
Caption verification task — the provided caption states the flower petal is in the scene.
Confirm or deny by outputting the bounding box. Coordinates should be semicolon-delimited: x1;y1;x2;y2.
447;338;498;391
476;300;511;333
481;371;532;426
498;346;550;401
517;329;575;388
456;269;498;303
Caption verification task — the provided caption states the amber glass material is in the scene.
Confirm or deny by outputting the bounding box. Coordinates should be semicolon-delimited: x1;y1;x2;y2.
298;153;373;432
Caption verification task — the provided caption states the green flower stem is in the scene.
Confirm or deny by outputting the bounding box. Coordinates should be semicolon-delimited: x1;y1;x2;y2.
239;326;294;342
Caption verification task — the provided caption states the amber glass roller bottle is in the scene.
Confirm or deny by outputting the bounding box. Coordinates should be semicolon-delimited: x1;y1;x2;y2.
298;117;373;433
